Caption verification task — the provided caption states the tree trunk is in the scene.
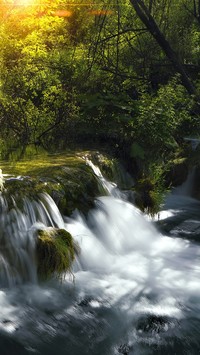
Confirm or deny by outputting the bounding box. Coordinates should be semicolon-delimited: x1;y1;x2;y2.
129;0;196;95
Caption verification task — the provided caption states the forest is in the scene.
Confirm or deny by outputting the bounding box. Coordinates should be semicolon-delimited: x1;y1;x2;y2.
0;0;200;207
1;3;200;354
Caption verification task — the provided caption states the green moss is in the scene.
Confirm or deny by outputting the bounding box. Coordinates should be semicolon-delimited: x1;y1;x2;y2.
36;228;79;280
0;152;85;177
1;150;101;216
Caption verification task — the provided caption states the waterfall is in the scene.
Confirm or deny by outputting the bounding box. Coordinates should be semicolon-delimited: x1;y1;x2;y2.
86;158;131;200
172;167;196;197
0;161;200;354
0;169;4;191
85;158;119;196
0;192;65;287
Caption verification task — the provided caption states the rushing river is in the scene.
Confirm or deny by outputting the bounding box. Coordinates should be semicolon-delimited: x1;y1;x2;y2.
0;161;200;354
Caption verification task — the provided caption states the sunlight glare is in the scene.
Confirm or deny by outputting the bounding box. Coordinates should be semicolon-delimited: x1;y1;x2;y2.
15;0;36;7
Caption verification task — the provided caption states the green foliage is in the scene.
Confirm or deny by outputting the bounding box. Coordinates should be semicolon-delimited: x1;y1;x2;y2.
0;1;80;148
36;228;78;280
133;77;193;157
134;161;168;215
0;0;199;189
130;143;145;159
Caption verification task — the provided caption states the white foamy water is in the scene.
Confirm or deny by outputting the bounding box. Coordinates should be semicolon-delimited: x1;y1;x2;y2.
67;195;200;312
0;192;65;287
0;164;200;354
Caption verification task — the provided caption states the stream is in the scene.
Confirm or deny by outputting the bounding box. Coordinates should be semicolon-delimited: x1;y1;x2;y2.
0;158;200;354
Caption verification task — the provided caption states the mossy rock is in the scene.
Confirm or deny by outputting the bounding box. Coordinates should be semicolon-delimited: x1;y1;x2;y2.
2;177;64;212
1;151;101;216
54;165;99;215
36;228;79;280
134;177;164;215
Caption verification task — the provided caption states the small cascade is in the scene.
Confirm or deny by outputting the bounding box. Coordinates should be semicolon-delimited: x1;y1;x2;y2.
172;167;196;197
0;192;65;287
86;158;118;195
184;137;200;150
0;159;200;353
0;169;4;191
86;158;128;200
158;166;200;242
64;190;200;354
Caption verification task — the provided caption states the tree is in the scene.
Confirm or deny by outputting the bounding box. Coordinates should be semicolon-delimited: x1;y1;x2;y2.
0;1;80;147
184;0;200;25
129;0;196;95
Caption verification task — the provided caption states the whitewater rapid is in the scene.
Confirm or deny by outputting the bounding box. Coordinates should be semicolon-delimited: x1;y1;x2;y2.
0;162;200;354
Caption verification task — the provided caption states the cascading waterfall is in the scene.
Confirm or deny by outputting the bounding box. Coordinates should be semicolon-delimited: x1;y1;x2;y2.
0;162;200;354
0;191;65;287
85;158;119;196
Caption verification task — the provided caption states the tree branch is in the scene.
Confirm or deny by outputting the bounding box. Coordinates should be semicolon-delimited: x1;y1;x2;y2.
129;0;196;95
97;27;147;43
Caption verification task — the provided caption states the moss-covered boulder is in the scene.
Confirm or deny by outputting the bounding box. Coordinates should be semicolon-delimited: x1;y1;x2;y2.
36;228;79;280
0;150;101;216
